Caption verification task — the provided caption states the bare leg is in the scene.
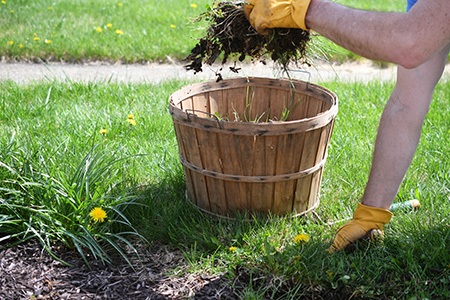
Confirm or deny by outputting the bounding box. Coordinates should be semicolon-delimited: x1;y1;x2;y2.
362;44;450;209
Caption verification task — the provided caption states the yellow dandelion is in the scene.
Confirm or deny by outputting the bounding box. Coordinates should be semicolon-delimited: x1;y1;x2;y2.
44;39;52;44
89;207;107;223
10;9;14;13
190;3;198;8
96;26;103;33
1;0;6;5
127;119;137;126
115;29;124;35
229;246;238;252
7;40;13;45
293;233;310;244
117;2;123;7
99;128;108;135
127;113;134;120
19;43;23;48
170;24;176;29
34;37;40;41
107;23;113;29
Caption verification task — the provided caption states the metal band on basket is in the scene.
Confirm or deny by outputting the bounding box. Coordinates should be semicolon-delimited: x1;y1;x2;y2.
179;154;326;183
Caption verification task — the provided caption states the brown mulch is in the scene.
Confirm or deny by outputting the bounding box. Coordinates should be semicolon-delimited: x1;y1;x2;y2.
0;240;238;300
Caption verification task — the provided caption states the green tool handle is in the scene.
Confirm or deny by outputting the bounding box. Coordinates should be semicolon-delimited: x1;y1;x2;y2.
389;199;420;212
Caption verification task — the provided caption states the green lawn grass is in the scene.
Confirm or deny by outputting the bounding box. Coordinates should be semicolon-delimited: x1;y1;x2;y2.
1;79;449;298
0;0;209;62
0;0;404;63
1;0;449;298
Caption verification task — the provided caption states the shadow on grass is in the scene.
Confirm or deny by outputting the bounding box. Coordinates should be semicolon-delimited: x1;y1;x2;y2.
123;174;450;299
123;173;357;298
127;172;268;251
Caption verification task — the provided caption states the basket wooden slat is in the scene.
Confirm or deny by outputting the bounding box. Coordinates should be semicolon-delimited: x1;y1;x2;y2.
169;77;338;218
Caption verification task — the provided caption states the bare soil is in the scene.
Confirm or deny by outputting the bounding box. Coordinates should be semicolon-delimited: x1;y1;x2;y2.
0;240;238;299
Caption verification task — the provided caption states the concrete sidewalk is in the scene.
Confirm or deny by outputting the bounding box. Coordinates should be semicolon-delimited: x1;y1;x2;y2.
1;60;449;84
0;60;409;84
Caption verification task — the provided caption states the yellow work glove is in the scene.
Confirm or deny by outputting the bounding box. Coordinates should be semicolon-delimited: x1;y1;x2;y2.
244;0;312;34
327;203;393;253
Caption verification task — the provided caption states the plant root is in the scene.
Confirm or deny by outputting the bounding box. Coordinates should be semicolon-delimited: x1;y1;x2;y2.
184;1;311;80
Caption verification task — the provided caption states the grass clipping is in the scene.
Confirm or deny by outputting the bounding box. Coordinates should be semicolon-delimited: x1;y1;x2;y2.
185;1;311;80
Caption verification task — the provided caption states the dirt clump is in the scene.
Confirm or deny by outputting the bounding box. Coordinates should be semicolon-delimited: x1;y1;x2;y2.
184;1;311;80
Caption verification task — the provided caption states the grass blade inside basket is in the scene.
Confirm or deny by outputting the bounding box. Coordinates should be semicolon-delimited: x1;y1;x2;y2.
184;1;311;80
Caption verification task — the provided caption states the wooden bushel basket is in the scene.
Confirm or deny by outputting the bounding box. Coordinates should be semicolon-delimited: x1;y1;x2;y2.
169;77;338;218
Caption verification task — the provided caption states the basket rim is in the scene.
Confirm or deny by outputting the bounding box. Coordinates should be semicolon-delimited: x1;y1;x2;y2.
169;77;338;136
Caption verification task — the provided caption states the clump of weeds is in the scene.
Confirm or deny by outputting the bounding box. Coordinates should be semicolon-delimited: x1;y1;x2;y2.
184;1;311;80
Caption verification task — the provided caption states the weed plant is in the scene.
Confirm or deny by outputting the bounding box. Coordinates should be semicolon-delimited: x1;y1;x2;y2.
0;80;186;266
0;140;144;266
1;79;448;297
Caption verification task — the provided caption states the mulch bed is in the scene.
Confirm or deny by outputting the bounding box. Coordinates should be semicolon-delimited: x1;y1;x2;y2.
0;240;237;299
0;239;360;299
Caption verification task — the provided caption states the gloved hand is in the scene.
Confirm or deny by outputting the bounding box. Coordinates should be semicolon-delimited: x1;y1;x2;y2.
327;203;393;253
243;0;312;34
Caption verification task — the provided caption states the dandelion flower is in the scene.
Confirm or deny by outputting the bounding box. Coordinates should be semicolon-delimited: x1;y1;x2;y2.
99;128;108;135
7;40;13;45
170;24;176;29
190;3;198;8
96;26;103;33
127;119;137;126
117;2;123;7
229;246;238;252
293;233;310;244
1;0;6;5
107;23;113;29
89;207;107;223
115;29;124;35
127;113;134;120
19;43;23;48
34;37;40;41
44;39;52;44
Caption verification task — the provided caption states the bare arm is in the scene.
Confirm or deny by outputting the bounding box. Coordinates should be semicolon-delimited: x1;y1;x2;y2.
306;0;450;69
